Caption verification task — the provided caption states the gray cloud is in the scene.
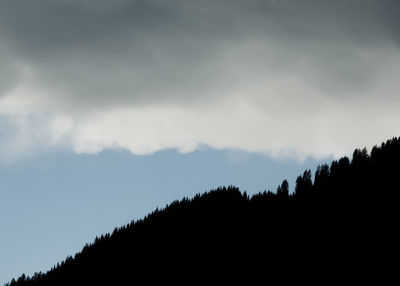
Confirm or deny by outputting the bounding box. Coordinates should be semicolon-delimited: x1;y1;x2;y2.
0;0;399;159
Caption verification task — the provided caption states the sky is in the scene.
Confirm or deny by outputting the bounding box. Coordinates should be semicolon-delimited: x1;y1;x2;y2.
0;0;400;283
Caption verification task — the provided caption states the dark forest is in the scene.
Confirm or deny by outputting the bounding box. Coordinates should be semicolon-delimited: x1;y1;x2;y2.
5;137;399;284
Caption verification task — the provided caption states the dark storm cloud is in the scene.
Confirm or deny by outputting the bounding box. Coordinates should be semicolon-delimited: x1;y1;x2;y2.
1;1;400;159
0;0;399;110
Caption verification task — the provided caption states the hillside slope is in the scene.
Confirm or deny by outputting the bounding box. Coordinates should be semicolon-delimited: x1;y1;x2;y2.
6;138;399;285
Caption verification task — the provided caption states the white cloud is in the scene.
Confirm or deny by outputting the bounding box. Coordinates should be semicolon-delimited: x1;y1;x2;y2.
1;49;400;161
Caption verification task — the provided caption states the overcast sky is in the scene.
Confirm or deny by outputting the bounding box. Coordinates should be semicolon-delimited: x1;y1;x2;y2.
1;0;399;161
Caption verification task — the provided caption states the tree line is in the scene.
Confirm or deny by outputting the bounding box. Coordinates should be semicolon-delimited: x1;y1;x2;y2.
5;137;399;285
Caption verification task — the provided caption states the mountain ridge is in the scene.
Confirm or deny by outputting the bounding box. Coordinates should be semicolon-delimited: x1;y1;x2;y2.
6;137;399;285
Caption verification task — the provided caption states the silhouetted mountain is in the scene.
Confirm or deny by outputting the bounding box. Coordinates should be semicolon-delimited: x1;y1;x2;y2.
6;138;399;285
